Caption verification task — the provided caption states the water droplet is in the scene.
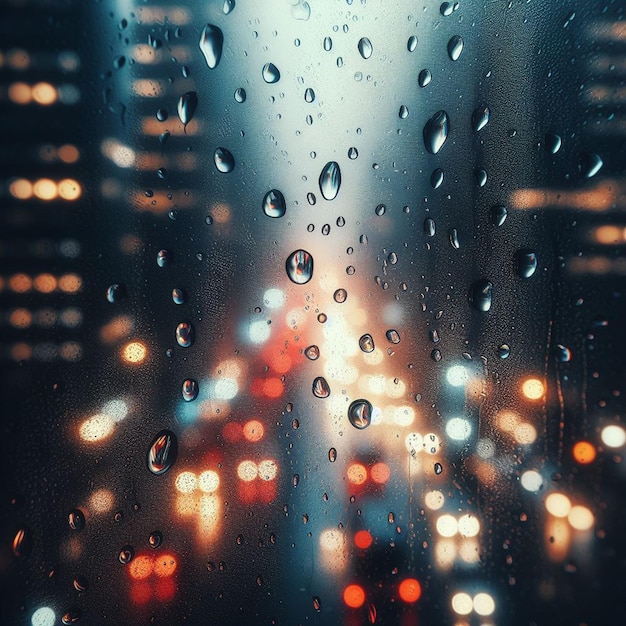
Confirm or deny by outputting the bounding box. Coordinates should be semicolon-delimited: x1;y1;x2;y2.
106;283;126;303
177;91;198;130
386;329;401;344
337;216;346;227
430;168;444;189
515;250;538;278
388;252;398;265
199;24;224;69
319;161;341;200
172;288;185;304
358;37;373;59
181;65;190;78
118;545;134;564
472;105;490;132
375;204;386;216
491;205;507;226
156;108;168;122
113;55;125;70
469;279;493;312
312;376;331;398
434;462;443;475
223;0;235;14
157;168;168;180
328;448;337;462
475;169;488;187
73;576;89;592
156;249;170;268
148;530;163;549
291;0;311;19
348;399;373;429
262;62;281;83
147;429;178;475
313;596;322;612
305;344;320;360
407;35;418;52
322;223;331;235
175;321;194;347
544;133;562;154
12;527;32;557
498;344;510;359
61;609;81;625
262;189;286;218
214;147;235;173
68;509;85;531
447;35;464;61
449;228;460;249
333;288;347;303
234;87;246;103
424;218;436;237
323;36;333;51
348;146;358;160
399;104;409;119
579;152;603;179
368;603;377;624
556;344;572;362
423;110;449;155
304;87;315;103
182;378;199;401
431;348;442;362
286;249;314;284
292;474;300;487
418;69;432;87
358;333;375;353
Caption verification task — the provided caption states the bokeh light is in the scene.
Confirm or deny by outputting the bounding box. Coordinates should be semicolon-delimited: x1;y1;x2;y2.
343;584;366;608
398;578;422;603
601;424;626;448
451;592;473;615
545;493;572;518
522;378;544;400
573;441;596;464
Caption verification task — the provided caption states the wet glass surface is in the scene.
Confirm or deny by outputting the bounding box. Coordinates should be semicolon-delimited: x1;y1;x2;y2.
1;1;626;624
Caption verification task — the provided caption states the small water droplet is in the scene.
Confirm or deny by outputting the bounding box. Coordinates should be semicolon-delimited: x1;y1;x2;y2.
423;110;449;155
292;474;300;487
119;545;134;564
418;69;432;87
407;35;418;52
472;105;490;132
234;87;246;103
12;527;32;557
214;147;235;173
579;152;603;179
337;216;346;227
304;87;315;103
333;288;348;304
475;169;488;188
106;283;126;303
323;36;332;51
172;288;185;304
358;37;373;59
182;378;199;401
399;105;409;119
156;108;168;122
73;576;89;592
544;133;562;154
177;91;198;130
430;168;444;189
286;249;314;284
319;161;341;200
434;462;443;475
148;530;163;549
113;55;125;70
447;35;464;61
147;430;178;475
156;249;170;268
491;205;507;226
348;147;358;159
312;376;331;398
515;250;538;278
313;596;322;612
556;344;572;362
68;509;85;531
368;603;377;624
424;218;436;237
359;334;375;353
61;609;81;625
498;344;510;359
469;279;493;312
386;329;401;344
262;189;286;218
329;448;337;462
262;62;281;83
317;312;327;323
199;24;224;69
223;0;235;14
175;321;194;347
431;348;442;362
305;345;320;360
449;228;460;249
157;167;168;180
348;399;373;429
375;203;386;216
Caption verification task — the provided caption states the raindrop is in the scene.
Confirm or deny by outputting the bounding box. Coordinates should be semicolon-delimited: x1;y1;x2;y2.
106;284;126;303
323;36;332;51
579;152;603;179
375;204;386;216
434;462;443;475
348;399;373;430
498;344;510;359
223;0;235;14
388;252;398;265
262;189;286;218
469;279;493;312
449;228;460;249
358;37;373;59
262;62;281;84
556;344;572;362
234;87;246;103
199;24;224;69
148;531;163;549
147;429;178;475
312;376;331;398
292;474;300;487
177;91;198;130
386;329;401;344
305;344;320;360
159;130;170;146
440;1;454;16
407;35;418;52
68;509;85;531
368;603;377;624
333;288;348;303
113;55;125;70
182;65;190;78
214;147;235;173
304;87;315;103
359;334;375;353
399;105;409;119
319;161;341;200
544;133;562;154
347;147;359;162
337;216;346;227
118;545;134;564
291;1;311;20
61;609;81;625
447;35;464;61
329;448;337;463
418;69;432;87
286;249;314;284
471;106;490;132
73;576;89;592
156;108;168;122
157;168;168;180
12;527;32;557
491;205;508;226
172;288;185;304
475;169;488;187
313;596;322;612
424;218;436;237
431;349;442;362
515;250;538;278
430;168;444;189
182;378;198;401
423;110;449;155
175;321;194;347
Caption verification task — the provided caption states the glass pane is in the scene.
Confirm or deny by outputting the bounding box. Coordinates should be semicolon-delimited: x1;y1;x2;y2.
2;1;626;625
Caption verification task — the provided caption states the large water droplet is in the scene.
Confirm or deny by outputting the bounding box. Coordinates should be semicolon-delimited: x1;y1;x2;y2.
471;105;490;132
214;147;235;173
440;1;454;16
515;250;538;278
447;35;464;61
423;110;449;155
223;0;235;14
234;87;246;103
262;62;281;83
304;87;315;103
286;249;314;284
359;334;375;353
498;344;510;359
157;249;170;268
333;288;347;303
386;329;401;344
175;321;194;347
262;189;286;218
348;147;358;160
407;35;418;52
399;105;409;119
147;430;178;475
449;228;460;249
579;152;603;179
418;69;432;87
475;169;488;187
544;133;562;154
424;218;436;237
68;509;85;531
291;1;311;20
172;288;185;304
182;378;199;401
358;37;373;59
106;284;126;303
73;576;89;592
348;399;373;430
305;344;320;360
313;596;322;612
319;161;341;200
177;91;198;130
312;376;331;398
491;205;507;226
469;279;493;312
199;24;224;69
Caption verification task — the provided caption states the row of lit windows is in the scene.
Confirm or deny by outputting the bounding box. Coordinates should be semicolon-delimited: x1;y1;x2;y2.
7;341;82;362
0;48;79;72
8;178;81;201
4;307;82;329
0;273;82;293
6;82;80;105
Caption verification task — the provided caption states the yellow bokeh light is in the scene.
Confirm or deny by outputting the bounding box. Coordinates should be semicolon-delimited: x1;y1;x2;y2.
436;514;458;538
458;539;480;564
9;178;32;199
451;592;473;615
568;505;594;531
237;460;258;482
545;493;571;518
198;470;220;493
9;273;32;293
257;459;278;481
347;463;368;485
424;490;445;510
601;424;626;448
8;82;31;104
79;414;114;442
121;341;147;364
522;378;544;400
58;179;81;200
58;273;82;293
435;539;456;570
33;178;58;200
457;514;480;537
514;422;537;445
473;592;496;616
362;348;384;365
175;471;197;494
89;488;115;514
31;82;57;105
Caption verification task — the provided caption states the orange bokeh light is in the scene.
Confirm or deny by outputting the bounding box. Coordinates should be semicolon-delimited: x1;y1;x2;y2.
129;556;153;580
398;578;422;604
155;577;176;601
243;420;264;442
153;554;177;577
222;422;243;443
130;582;152;605
270;352;292;374
121;341;147;364
573;441;596;464
370;462;391;484
347;463;368;485
343;584;366;608
263;378;284;398
354;530;373;550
